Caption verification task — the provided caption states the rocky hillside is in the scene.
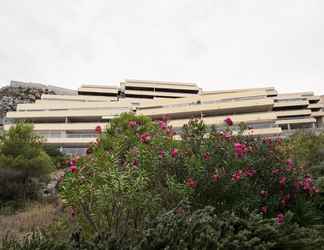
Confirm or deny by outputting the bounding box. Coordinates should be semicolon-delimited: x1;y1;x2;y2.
0;86;55;124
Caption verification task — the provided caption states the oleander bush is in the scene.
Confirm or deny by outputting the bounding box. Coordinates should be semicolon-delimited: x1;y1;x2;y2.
60;113;324;244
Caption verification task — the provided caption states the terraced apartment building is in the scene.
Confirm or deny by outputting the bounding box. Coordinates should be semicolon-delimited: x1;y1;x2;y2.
4;79;324;155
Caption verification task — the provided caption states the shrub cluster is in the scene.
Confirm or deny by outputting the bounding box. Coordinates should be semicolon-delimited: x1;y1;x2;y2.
58;113;324;247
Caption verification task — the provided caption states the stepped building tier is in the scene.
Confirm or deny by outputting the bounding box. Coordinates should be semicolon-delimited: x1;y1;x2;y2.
4;79;324;155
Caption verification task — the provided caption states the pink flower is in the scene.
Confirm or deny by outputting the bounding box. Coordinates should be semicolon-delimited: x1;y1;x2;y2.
260;190;268;198
276;213;285;224
128;120;138;128
132;159;139;168
287;159;294;171
224;117;233;126
139;132;151;143
232;170;243;182
211;174;220;183
223;132;232;140
279;176;287;190
263;138;272;145
69;165;78;173
203;152;210;161
158;120;167;130
185;178;198;189
243;167;256;177
302;176;317;194
280;194;290;207
159;150;165;159
69;159;76;166
95;125;102;134
260;206;268;215
272;168;281;175
234;143;247;158
171;148;178;158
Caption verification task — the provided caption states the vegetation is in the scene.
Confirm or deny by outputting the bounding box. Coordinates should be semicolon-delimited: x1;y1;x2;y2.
2;115;324;249
0;123;54;208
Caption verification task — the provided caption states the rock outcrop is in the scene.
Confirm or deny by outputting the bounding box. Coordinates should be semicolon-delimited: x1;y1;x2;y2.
0;85;55;125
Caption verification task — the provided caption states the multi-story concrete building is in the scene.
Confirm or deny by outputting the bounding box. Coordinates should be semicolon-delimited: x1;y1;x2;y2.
4;79;324;155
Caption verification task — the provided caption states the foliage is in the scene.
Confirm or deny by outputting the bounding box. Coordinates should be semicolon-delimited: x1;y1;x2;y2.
2;206;324;250
280;131;324;170
42;144;66;169
0;123;54;204
138;204;324;250
60;113;324;243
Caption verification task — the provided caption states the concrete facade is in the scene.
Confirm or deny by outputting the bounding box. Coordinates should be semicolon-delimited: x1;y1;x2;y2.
4;79;324;155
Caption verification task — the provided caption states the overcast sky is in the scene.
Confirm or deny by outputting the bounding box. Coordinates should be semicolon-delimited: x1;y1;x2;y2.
0;0;324;94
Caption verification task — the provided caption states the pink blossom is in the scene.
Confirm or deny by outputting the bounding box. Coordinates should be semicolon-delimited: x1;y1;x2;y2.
276;213;285;224
69;165;78;173
171;148;178;158
287;159;294;171
203;152;210;161
232;170;243;182
280;194;290;207
211;174;220;183
272;168;281;175
159;150;165;159
224;117;233;126
263;138;272;145
279;176;287;190
158;120;167;130
223;132;232;140
186;178;198;189
234;143;247;158
132;159;139;168
128;120;137;128
95;125;102;134
69;159;76;166
260;190;268;198
139;132;151;143
303;176;316;194
243;167;256;177
260;206;268;215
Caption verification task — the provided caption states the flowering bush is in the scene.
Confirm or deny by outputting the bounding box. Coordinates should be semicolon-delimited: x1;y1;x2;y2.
60;114;323;240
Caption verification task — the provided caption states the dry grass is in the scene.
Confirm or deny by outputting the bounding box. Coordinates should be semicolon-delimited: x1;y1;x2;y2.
0;202;60;240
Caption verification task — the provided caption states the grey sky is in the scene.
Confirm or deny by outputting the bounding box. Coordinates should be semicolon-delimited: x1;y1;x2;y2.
0;0;324;94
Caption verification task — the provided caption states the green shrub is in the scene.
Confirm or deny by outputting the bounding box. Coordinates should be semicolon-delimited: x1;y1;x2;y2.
3;206;323;250
138;205;324;250
0;123;54;205
281;131;324;169
42;144;66;169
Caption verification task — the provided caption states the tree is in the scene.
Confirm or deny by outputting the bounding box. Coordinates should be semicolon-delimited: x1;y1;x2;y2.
0;123;54;204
